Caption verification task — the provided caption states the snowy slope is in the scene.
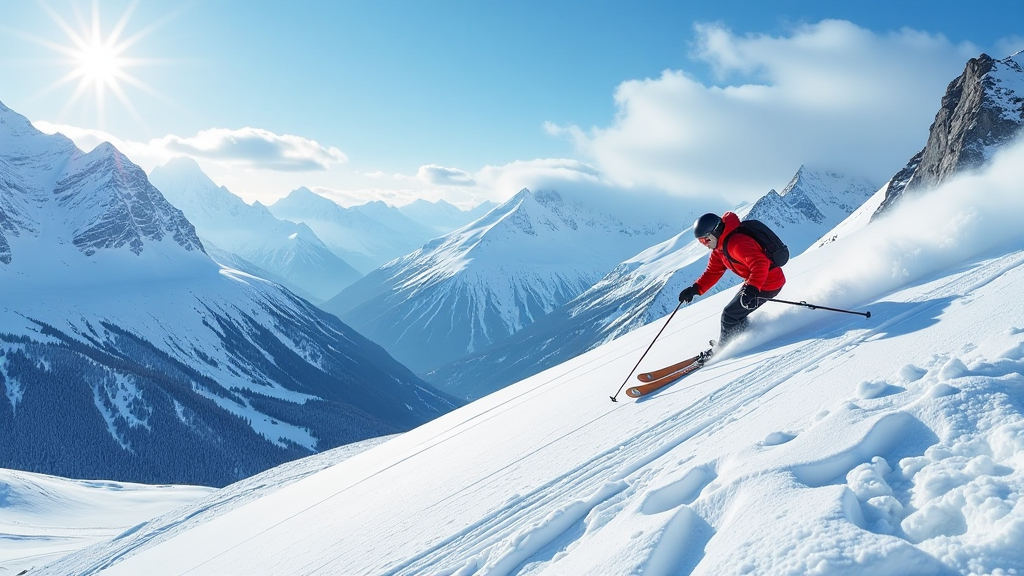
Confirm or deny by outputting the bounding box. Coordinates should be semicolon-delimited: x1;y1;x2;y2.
149;158;361;302
427;168;875;400
0;468;215;574
268;188;440;274
0;100;457;488
322;188;681;374
33;139;1024;576
0;436;392;576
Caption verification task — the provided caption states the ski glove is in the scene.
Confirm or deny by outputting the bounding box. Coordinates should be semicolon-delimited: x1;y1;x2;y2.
739;284;759;310
678;284;700;304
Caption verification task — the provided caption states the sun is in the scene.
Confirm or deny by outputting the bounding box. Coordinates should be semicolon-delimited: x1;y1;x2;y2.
35;0;159;128
77;36;125;87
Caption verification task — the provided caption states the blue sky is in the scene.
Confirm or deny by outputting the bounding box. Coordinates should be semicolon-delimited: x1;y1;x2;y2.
1;1;1022;208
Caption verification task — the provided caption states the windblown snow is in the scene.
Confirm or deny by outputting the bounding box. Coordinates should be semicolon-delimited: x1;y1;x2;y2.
10;139;1024;576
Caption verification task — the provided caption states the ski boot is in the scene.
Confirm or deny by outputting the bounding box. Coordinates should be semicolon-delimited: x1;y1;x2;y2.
696;340;716;364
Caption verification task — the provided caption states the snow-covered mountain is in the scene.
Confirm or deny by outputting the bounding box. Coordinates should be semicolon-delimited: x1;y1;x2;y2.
352;199;437;238
427;168;876;399
30;137;1024;576
322;188;682;374
149;157;361;303
267;188;439;274
0;100;458;487
399;197;498;234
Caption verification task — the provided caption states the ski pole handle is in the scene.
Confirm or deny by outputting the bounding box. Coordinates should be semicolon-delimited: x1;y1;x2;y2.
759;297;871;318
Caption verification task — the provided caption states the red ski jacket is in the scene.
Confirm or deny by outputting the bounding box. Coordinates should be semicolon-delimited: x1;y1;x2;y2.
694;212;786;295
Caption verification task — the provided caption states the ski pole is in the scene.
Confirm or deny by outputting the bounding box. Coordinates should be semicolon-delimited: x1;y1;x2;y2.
610;301;682;402
759;298;871;318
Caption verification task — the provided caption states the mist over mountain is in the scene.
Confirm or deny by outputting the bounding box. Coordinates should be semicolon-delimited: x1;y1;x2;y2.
149;157;362;302
398;198;498;234
268;188;441;274
0;101;458;487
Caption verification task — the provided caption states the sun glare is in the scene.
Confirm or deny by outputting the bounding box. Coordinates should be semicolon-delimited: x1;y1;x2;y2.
77;39;123;85
35;0;159;128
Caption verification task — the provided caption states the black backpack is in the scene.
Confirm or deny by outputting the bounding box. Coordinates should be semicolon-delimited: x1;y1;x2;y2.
722;219;790;269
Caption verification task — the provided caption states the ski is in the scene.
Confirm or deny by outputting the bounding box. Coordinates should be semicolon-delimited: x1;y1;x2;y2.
626;355;705;398
637;356;702;382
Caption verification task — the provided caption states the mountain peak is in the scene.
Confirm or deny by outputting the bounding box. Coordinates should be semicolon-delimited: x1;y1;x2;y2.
874;52;1024;216
162;155;204;172
271;187;343;218
290;186;318;198
511;188;532;201
56;143;205;257
150;157;218;190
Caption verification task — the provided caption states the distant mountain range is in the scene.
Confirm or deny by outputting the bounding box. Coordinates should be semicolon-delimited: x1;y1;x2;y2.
267;188;489;275
322;188;684;374
399;198;497;235
149;157;362;303
0;100;459;487
425;167;876;399
150;158;497;302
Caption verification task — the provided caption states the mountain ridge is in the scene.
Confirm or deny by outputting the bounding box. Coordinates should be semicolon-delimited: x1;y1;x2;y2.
0;101;458;487
324;188;682;375
149;157;361;302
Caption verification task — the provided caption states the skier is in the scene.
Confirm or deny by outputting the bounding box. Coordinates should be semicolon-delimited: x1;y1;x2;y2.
677;212;786;354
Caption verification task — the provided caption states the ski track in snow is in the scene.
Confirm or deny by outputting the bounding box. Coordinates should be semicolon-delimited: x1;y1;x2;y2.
245;249;1024;576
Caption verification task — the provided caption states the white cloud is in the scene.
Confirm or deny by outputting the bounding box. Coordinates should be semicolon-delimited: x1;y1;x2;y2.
560;20;980;202
475;158;602;193
471;158;723;225
31;122;347;173
153;127;347;171
417;164;476;186
994;36;1024;60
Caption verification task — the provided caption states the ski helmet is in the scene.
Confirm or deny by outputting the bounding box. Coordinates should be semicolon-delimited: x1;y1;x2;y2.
693;213;724;240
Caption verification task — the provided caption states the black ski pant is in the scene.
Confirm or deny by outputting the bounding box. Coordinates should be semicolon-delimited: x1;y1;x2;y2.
719;286;782;346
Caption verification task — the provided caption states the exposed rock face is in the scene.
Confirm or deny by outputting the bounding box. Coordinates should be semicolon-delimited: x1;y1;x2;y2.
0;102;203;261
56;144;205;256
875;53;1024;216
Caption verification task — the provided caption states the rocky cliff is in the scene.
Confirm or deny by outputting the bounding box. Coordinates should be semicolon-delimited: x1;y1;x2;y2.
875;53;1023;216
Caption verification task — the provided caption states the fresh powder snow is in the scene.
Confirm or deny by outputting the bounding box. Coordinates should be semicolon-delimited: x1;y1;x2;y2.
10;138;1024;575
